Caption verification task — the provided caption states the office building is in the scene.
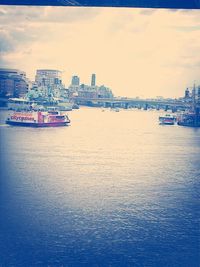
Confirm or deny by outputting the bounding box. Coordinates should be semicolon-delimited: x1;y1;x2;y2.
0;68;29;98
35;69;63;98
91;74;96;87
35;69;62;86
71;75;80;86
184;88;190;98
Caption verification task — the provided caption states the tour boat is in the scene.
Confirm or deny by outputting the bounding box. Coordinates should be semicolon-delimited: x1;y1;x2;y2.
159;114;176;125
6;111;70;127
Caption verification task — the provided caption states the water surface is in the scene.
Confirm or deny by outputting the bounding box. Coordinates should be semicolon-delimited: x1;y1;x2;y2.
0;108;199;267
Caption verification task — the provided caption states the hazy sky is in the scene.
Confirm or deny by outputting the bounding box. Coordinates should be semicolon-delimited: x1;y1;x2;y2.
0;6;200;98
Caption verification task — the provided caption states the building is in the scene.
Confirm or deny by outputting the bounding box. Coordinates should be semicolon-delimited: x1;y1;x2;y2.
35;69;64;98
0;68;29;98
35;69;62;86
68;75;80;98
68;74;114;100
91;74;96;87
67;73;114;100
71;75;80;86
98;85;113;98
78;90;98;99
184;88;190;98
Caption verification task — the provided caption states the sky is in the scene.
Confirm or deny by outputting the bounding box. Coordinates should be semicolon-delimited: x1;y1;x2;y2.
0;6;200;98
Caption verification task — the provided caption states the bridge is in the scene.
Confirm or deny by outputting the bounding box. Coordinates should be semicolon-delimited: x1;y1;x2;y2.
73;97;192;111
1;96;198;113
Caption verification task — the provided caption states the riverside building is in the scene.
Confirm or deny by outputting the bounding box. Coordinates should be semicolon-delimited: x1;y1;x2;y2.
68;73;113;100
35;69;64;98
0;68;29;98
71;75;80;86
91;74;96;87
68;75;80;98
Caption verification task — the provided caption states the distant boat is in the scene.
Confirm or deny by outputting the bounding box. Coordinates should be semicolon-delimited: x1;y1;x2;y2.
111;107;120;112
7;98;43;111
159;114;176;125
72;103;79;109
56;100;73;111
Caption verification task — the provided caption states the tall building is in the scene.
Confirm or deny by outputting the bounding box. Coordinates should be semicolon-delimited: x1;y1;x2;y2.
68;73;114;100
35;69;62;86
35;69;63;98
71;75;80;86
91;74;96;87
0;68;29;98
184;88;190;98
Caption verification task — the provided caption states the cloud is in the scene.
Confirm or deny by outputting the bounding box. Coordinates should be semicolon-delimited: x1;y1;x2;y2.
172;25;200;32
43;6;100;23
139;9;157;15
0;6;45;25
0;6;200;98
0;6;101;58
0;31;15;52
0;56;11;68
0;6;100;25
0;25;42;55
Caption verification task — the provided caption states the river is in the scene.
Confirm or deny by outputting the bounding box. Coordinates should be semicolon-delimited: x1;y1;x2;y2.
0;108;199;267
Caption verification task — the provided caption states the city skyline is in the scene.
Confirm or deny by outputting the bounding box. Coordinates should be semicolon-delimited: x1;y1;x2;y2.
0;6;200;98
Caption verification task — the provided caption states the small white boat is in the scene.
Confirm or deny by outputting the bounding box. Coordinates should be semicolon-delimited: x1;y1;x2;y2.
111;108;120;112
159;114;176;125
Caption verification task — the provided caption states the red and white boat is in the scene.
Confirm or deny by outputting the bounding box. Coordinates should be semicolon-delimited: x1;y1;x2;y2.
159;114;176;125
6;111;70;127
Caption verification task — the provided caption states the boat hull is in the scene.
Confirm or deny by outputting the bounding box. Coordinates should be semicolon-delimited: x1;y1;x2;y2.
159;121;175;125
159;115;175;125
6;120;70;127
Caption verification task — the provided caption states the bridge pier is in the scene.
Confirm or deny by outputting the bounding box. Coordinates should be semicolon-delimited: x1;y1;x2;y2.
125;102;129;109
156;105;160;110
111;102;115;108
144;103;148;110
104;102;111;108
172;106;177;113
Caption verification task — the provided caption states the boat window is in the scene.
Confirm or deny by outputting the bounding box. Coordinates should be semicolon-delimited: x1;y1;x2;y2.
56;116;65;119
